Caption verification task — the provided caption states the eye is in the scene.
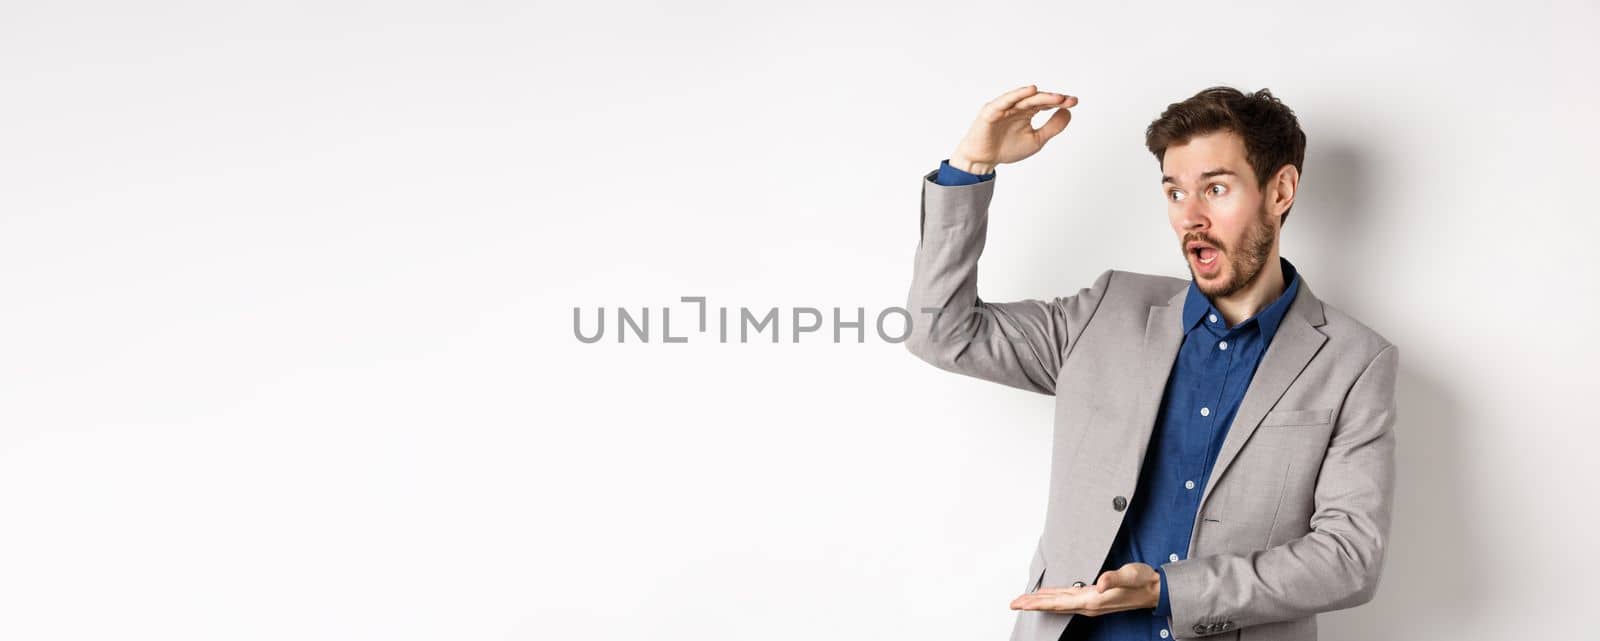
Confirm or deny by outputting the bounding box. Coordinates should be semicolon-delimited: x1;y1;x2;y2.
1168;189;1186;202
1208;183;1227;196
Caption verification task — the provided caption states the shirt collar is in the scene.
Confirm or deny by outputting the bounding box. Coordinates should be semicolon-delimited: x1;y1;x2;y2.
1181;256;1302;343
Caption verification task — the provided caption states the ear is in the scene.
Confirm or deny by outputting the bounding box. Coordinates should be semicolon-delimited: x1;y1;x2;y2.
1269;164;1299;220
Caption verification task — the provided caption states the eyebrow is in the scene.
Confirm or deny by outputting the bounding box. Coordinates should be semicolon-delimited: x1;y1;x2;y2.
1161;168;1238;185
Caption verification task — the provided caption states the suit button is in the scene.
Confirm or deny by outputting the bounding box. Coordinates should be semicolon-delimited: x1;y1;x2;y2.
1193;624;1208;634
1071;580;1086;587
1112;496;1128;511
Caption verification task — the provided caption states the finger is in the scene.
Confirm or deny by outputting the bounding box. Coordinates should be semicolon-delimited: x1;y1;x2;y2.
984;84;1041;117
1094;569;1116;593
1095;564;1139;592
1034;104;1075;142
1012;590;1088;612
1031;586;1085;593
1103;564;1140;592
1013;587;1088;605
1010;593;1037;609
1013;91;1069;111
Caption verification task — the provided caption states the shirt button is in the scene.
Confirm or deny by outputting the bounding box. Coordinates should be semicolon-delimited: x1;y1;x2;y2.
1185;480;1195;490
1161;630;1170;639
1218;340;1229;350
1169;553;1179;562
1208;314;1217;323
1200;407;1210;417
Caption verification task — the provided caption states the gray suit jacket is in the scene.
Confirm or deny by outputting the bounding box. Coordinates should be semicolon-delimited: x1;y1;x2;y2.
904;169;1398;641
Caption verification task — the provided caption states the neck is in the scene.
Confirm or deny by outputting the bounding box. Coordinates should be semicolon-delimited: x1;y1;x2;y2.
1213;251;1285;326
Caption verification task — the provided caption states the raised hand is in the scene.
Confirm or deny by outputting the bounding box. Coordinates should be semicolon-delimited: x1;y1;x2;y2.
948;84;1079;175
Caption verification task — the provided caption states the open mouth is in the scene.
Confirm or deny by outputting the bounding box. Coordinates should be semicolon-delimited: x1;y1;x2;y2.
1187;241;1220;265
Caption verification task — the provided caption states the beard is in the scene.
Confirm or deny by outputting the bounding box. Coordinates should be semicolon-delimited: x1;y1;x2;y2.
1184;202;1276;299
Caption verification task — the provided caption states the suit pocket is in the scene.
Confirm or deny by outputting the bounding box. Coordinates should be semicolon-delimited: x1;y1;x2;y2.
1261;408;1333;428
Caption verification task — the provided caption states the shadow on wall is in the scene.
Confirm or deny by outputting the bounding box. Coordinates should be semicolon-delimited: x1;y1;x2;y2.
1289;141;1371;307
1298;141;1476;639
1320;367;1479;639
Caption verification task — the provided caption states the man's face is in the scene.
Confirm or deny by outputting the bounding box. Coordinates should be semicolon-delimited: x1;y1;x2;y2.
1161;130;1279;298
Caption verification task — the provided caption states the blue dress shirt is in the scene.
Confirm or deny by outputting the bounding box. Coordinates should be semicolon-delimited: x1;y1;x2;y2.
931;159;1303;641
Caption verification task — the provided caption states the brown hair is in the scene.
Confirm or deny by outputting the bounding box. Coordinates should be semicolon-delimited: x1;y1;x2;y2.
1145;86;1306;221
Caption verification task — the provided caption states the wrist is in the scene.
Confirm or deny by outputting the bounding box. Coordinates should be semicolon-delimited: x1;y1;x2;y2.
948;152;995;176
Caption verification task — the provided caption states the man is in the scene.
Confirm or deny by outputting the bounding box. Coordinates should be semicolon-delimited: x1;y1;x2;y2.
904;85;1398;641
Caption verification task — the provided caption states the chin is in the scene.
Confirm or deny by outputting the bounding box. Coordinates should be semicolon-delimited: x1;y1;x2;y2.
1189;264;1224;285
1193;271;1234;297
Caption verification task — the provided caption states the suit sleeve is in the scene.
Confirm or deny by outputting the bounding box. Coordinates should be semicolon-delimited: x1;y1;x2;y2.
904;167;1113;396
1160;343;1399;638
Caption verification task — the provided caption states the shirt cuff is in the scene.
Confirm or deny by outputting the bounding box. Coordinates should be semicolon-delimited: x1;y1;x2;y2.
1154;566;1172;617
933;158;996;186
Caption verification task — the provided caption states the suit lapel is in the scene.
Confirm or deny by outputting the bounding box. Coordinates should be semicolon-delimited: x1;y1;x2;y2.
1120;287;1189;475
1123;278;1330;514
1197;281;1328;510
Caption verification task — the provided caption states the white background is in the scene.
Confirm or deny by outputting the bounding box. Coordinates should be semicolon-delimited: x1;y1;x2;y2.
3;2;1597;640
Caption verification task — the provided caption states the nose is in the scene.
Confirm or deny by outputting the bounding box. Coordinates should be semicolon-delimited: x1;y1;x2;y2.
1180;197;1210;232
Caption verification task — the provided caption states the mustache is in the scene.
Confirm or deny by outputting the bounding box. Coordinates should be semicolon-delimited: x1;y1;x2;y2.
1183;232;1226;252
